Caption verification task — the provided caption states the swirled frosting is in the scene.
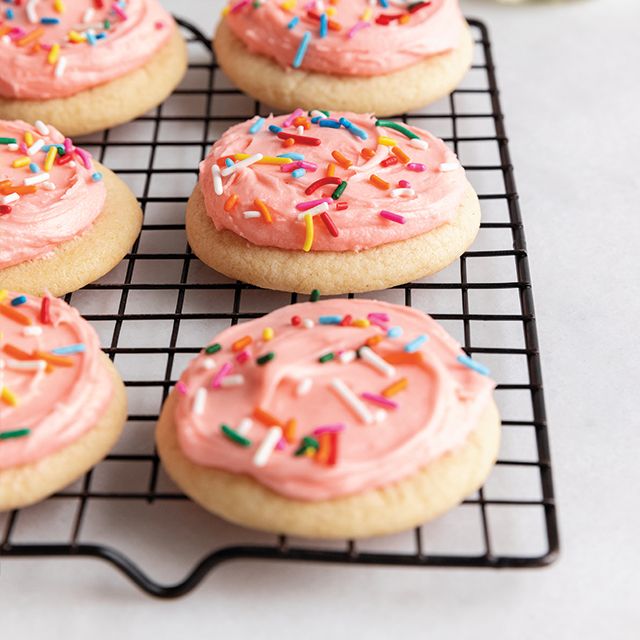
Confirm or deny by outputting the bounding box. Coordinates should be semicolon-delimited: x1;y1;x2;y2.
223;0;465;76
0;291;112;469
0;119;106;269
0;0;174;99
174;299;495;501
199;111;467;252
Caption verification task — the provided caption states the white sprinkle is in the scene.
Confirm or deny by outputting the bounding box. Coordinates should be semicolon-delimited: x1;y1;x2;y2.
243;210;261;219
358;346;396;378
303;318;314;329
221;153;263;177
297;125;304;135
409;138;429;150
27;138;45;156
26;1;38;24
54;57;67;78
253;426;283;467
339;350;357;364
192;387;207;415
296;201;329;220
83;7;95;23
220;374;245;387
310;110;325;119
440;161;461;172
391;188;416;198
68;160;76;168
23;326;43;336
200;358;217;370
42;181;56;191
330;378;374;424
8;143;19;151
1;35;10;45
375;409;388;423
237;418;253;436
34;120;50;136
296;377;313;396
2;193;19;205
6;359;46;372
211;164;223;195
24;172;50;186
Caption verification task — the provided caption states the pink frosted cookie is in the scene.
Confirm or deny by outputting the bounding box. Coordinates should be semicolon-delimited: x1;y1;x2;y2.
0;290;127;511
156;298;500;539
0;0;187;136
214;0;474;115
187;111;481;294
0;119;142;296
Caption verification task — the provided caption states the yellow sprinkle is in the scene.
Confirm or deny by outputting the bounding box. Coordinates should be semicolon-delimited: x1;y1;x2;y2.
304;447;315;458
326;162;336;177
54;0;65;13
44;146;57;171
262;327;274;341
12;157;30;168
281;0;297;11
47;43;60;65
0;290;7;303
353;319;371;328
378;136;397;147
303;213;314;252
222;5;230;16
24;131;33;146
361;7;372;21
1;386;19;407
233;153;290;165
326;6;336;16
68;31;86;43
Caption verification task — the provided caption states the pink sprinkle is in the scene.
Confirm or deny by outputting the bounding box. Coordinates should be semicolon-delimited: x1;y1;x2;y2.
368;312;390;322
64;137;74;154
347;21;371;38
111;2;128;20
74;147;93;171
298;161;318;171
361;393;398;409
398;180;412;189
276;437;288;451
211;362;232;388
155;21;165;29
9;28;27;40
280;162;301;173
283;108;304;128
230;0;250;13
296;198;331;211
407;163;426;172
368;316;388;330
176;381;189;395
19;142;28;154
380;210;406;224
312;424;346;435
235;349;250;364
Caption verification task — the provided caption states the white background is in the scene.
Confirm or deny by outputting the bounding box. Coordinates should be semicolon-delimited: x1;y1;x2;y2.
1;0;639;636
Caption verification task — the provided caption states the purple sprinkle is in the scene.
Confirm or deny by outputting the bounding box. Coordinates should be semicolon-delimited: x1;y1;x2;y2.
297;160;318;171
296;198;332;211
361;393;398;409
407;162;426;172
367;312;390;322
379;210;406;224
312;424;346;435
282;108;304;128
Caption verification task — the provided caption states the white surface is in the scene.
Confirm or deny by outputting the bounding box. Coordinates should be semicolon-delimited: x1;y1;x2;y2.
2;0;639;635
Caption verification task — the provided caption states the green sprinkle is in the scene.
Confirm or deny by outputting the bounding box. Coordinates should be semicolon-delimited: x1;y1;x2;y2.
0;137;17;145
320;110;330;117
221;424;251;447
205;343;222;354
318;352;334;363
374;119;419;140
331;180;347;200
256;352;275;365
294;436;319;456
310;288;320;302
104;19;111;29
0;428;30;441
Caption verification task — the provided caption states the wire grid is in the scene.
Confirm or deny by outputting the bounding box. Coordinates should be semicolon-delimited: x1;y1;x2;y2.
0;18;558;598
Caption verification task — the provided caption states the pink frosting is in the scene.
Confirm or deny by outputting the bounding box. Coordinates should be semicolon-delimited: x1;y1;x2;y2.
0;119;106;269
199;112;467;252
0;291;113;470
0;0;174;99
224;0;465;76
174;299;495;501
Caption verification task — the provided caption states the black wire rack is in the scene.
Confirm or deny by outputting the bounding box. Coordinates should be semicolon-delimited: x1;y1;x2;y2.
0;18;559;598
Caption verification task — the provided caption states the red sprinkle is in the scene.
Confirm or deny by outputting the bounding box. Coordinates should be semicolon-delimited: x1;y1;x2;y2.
340;315;353;327
0;205;12;215
40;296;51;324
276;132;322;146
320;211;339;237
335;202;348;211
380;156;399;168
305;177;341;195
291;315;302;326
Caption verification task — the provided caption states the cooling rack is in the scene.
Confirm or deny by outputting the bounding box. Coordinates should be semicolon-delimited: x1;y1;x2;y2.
0;18;559;598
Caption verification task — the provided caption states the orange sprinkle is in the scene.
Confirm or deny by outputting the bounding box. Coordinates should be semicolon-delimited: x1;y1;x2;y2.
366;335;384;347
283;137;295;148
284;418;297;444
224;194;238;212
0;26;13;37
382;377;409;398
254;198;272;224
382;351;424;366
360;148;376;160
0;305;33;326
369;174;390;190
2;185;37;195
253;407;281;427
326;162;336;177
1;387;18;407
316;433;331;465
17;27;45;47
399;14;411;24
331;150;352;169
3;343;53;373
34;351;74;368
392;146;411;164
232;335;252;352
293;116;310;129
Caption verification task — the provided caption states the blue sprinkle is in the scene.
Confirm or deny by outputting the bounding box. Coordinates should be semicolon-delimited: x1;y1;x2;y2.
91;172;103;182
28;163;40;174
249;117;265;135
86;30;97;46
225;158;235;167
404;334;429;353
319;119;341;129
319;315;342;325
339;117;368;140
5;7;14;18
387;326;403;339
319;13;328;38
268;124;282;134
339;117;353;128
379;0;389;7
51;343;86;355
277;153;304;161
10;295;27;307
310;116;322;124
96;32;106;40
457;354;490;376
40;17;60;25
292;31;311;69
287;16;299;29
291;168;306;179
